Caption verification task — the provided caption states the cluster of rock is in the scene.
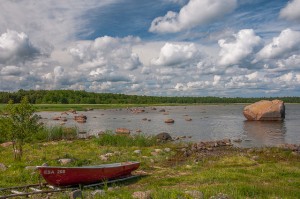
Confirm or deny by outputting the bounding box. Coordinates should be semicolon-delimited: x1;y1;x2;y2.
191;139;232;152
279;143;300;153
74;115;87;123
243;100;285;121
132;190;204;199
130;108;145;114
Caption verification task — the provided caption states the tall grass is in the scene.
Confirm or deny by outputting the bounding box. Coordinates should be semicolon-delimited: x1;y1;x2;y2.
95;132;158;147
28;126;77;142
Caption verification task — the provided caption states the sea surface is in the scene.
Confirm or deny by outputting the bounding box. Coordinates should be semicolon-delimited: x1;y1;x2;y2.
38;104;300;147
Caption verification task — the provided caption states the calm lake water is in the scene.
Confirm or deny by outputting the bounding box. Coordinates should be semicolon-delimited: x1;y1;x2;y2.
38;104;300;147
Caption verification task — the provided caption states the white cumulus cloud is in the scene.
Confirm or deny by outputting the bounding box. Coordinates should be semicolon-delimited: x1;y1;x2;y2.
149;0;237;33
218;29;261;66
151;42;199;66
255;29;300;61
0;30;38;64
280;0;300;21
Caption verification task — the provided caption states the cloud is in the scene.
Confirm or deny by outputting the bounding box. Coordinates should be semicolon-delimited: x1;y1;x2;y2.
255;29;300;61
218;29;261;66
0;30;38;64
151;42;199;66
0;0;118;53
280;0;300;21
0;65;22;76
149;0;237;33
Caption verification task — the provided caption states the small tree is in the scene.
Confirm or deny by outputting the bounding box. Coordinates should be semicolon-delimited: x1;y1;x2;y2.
0;97;41;160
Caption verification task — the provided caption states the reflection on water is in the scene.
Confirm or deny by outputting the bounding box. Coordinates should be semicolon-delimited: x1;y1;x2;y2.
242;121;287;147
38;104;300;147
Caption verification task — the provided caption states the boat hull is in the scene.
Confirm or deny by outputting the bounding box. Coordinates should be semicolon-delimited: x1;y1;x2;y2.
37;161;140;187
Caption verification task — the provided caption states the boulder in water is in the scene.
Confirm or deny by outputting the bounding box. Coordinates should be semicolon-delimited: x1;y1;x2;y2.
243;100;285;121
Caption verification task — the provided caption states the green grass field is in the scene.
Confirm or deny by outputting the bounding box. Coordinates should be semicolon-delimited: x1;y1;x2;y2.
0;135;299;198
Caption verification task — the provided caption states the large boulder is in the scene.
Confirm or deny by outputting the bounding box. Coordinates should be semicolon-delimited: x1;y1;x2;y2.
243;100;285;121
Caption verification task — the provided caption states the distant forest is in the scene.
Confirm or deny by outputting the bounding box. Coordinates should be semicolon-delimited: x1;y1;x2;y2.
0;90;299;104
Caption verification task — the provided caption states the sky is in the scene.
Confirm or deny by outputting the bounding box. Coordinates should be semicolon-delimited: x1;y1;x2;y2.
0;0;300;97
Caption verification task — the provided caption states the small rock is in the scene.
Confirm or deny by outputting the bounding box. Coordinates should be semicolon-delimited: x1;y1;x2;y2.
151;152;159;156
91;190;105;196
164;118;175;123
69;190;82;199
107;186;120;191
154;149;162;153
25;166;37;171
156;132;172;142
134;150;142;155
186;165;192;169
233;139;242;143
209;193;230;199
252;156;259;161
58;158;72;165
132;191;152;199
115;128;131;135
100;155;108;161
114;151;121;155
185;117;192;121
0;163;7;171
185;190;204;199
164;148;171;152
0;142;13;147
105;153;114;157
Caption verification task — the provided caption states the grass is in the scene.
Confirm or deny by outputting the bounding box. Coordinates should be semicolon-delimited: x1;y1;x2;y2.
0;136;300;198
95;132;158;147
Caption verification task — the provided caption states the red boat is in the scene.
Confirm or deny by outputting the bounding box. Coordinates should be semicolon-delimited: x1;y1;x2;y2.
37;161;140;187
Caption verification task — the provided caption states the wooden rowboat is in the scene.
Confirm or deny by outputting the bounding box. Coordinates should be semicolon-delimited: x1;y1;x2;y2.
37;161;140;187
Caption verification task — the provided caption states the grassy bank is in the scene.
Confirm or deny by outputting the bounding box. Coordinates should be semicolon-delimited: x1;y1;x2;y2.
0;134;299;198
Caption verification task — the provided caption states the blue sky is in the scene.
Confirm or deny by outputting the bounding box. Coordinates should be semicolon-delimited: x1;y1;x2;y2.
0;0;300;97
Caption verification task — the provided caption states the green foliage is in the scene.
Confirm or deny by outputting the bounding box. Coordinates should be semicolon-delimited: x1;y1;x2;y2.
0;97;42;160
32;126;77;142
0;89;300;105
95;132;158;147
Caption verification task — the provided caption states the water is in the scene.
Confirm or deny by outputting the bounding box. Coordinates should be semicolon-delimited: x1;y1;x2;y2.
38;104;300;147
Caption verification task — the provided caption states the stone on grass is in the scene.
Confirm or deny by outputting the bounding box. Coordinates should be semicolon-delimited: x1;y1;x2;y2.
185;190;204;199
100;155;108;161
132;191;152;199
156;132;172;142
134;150;142;155
0;163;7;171
0;142;13;147
91;190;105;196
58;158;72;165
164;148;171;152
69;189;82;199
25;166;37;171
154;149;162;153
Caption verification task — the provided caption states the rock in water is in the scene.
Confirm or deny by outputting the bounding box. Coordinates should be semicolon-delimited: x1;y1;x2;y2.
243;100;285;121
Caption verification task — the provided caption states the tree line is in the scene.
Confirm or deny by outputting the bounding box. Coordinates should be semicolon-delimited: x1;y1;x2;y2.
0;89;299;104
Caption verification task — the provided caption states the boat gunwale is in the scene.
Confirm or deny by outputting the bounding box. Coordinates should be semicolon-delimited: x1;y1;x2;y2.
36;161;140;169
